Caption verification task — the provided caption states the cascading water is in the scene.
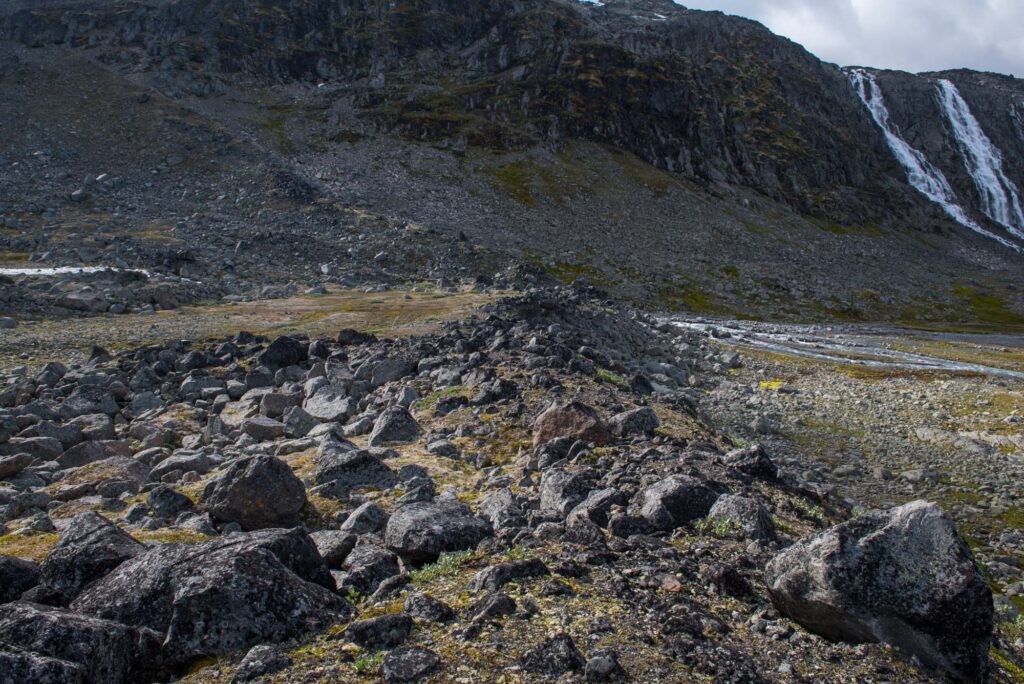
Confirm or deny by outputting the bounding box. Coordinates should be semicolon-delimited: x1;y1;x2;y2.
846;68;1019;251
936;79;1024;238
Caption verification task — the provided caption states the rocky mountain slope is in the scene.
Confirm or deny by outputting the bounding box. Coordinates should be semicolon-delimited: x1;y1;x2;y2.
1;0;1024;322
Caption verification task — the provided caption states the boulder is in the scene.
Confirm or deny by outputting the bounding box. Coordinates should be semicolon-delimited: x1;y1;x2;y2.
240;416;285;442
518;633;586;676
309;530;356;569
258;336;306;369
337;544;401;597
0;452;33;480
0;437;62;462
57;440;132;469
59;386;118;420
478;488;526;530
201;455;307;530
71;529;346;669
707;494;777;541
314;445;397;492
147;485;194;519
0;602;159;684
380;647;441;683
385;500;492;563
343;613;412;649
339;502;389;535
608;407;660;437
0;555;40;603
532;401;611;448
303;385;354;423
36;512;146;604
468;559;550;592
765;501;992;682
403;593;455;623
368;406;421;447
632;475;718;531
0;643;85;683
231;644;291;682
539;469;594;518
720;444;779;480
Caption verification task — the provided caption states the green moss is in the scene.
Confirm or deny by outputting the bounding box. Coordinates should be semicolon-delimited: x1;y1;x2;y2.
595;367;628;388
951;283;1024;325
412;385;469;412
409;550;473;583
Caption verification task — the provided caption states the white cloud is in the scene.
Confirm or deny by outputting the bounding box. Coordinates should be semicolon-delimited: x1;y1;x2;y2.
678;0;1024;75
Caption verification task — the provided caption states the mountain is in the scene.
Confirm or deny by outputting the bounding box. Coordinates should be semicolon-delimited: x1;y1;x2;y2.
2;0;1024;323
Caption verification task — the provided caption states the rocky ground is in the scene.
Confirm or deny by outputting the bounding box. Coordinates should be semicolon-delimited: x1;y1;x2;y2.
0;286;1021;683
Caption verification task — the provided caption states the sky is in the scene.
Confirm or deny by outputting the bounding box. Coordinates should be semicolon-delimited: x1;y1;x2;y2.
677;0;1024;75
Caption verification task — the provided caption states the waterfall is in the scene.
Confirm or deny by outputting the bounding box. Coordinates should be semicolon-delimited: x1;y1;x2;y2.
936;79;1024;238
1012;103;1024;143
846;68;1019;251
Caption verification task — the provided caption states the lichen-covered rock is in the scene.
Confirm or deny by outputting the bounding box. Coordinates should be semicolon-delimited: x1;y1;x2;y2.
518;632;586;676
380;646;441;683
385;500;492;563
0;601;160;684
201;455;307;530
720;444;779;480
607;406;659;437
314;444;397;492
336;543;401;597
368;406;421;446
707;494;777;542
765;500;993;682
71;529;347;669
36;512;146;605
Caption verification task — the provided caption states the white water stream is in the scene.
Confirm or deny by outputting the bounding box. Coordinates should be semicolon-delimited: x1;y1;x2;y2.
0;266;150;277
671;318;1024;379
937;79;1024;238
847;69;1019;251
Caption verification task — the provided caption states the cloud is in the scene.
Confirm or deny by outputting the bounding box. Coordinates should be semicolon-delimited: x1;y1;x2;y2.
678;0;1024;75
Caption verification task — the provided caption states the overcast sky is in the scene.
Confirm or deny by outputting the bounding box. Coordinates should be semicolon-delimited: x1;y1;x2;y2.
678;0;1024;75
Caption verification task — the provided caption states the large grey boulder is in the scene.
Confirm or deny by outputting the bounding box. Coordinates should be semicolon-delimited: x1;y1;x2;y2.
631;475;718;531
303;385;354;423
336;544;401;597
35;512;146;605
0;452;33;480
765;501;992;683
201;455;307;530
57;440;132;469
0;602;159;684
368;406;421;446
532;400;611;448
314;444;397;492
0;643;86;683
258;335;306;369
385;500;492;563
539;469;594;518
71;529;346;669
608;406;660;437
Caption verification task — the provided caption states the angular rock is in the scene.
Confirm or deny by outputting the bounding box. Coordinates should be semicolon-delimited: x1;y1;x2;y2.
146;485;194;519
720;444;779;480
231;644;291;682
380;647;441;683
71;529;345;669
57;440;131;469
337;544;401;597
303;385;354;423
0;555;40;603
368;406;421;447
608;407;660;437
339;502;389;535
258;336;306;369
0;602;158;684
385;500;492;563
240;416;285;441
60;386;118;420
532;401;611;448
518;633;586;675
310;530;357;569
343;613;412;649
403;593;455;623
37;512;146;604
314;446;397;492
632;475;718;531
468;559;550;592
540;469;594;518
0;644;85;684
765;501;992;682
707;494;776;541
0;452;33;480
201;455;307;530
478;488;526;530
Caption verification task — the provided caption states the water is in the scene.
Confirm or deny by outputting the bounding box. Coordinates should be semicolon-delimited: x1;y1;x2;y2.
846;69;1019;251
0;266;150;277
936;80;1024;238
670;317;1024;379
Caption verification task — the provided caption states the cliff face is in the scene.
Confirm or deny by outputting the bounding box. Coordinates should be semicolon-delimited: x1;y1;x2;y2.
5;0;1021;239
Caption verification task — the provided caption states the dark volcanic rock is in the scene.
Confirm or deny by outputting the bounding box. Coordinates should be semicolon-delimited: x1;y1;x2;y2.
342;613;412;649
380;646;441;682
71;529;347;669
0;601;159;684
720;444;779;480
231;644;292;682
385;500;492;563
468;559;550;592
518;632;586;676
314;445;397;492
765;500;993;682
36;512;146;604
337;543;401;597
0;555;40;603
631;475;718;531
608;406;660;437
201;455;307;530
258;335;306;369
